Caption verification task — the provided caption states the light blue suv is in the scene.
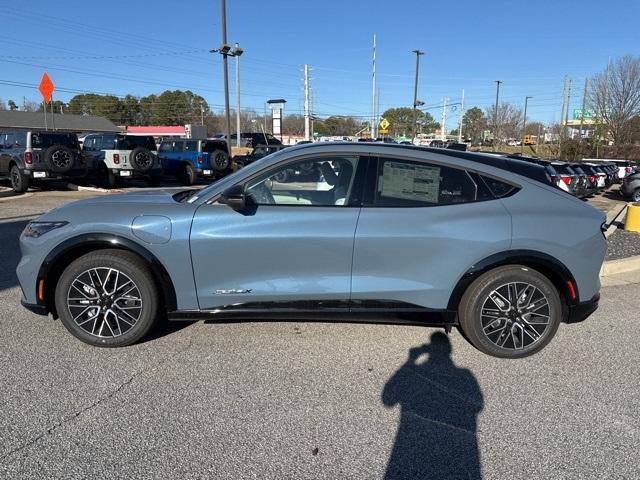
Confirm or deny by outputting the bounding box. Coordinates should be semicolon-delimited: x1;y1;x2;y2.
17;144;607;358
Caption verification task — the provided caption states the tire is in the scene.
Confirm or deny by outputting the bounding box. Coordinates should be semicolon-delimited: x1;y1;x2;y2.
9;164;29;193
130;147;154;172
179;163;196;186
98;163;118;189
632;188;640;202
211;149;229;172
458;265;562;358
44;144;74;173
54;250;159;347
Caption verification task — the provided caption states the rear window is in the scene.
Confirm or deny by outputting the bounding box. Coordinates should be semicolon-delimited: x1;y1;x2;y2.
32;133;79;149
552;164;574;175
115;135;156;150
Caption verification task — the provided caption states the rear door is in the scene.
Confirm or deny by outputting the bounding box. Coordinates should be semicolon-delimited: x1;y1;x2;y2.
352;155;512;310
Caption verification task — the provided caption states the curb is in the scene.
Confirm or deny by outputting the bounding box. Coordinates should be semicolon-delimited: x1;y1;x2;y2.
600;254;640;277
604;203;628;238
0;191;33;202
0;187;16;199
67;183;125;193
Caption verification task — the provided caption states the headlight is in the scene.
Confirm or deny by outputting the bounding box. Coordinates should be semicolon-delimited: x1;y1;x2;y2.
23;221;69;238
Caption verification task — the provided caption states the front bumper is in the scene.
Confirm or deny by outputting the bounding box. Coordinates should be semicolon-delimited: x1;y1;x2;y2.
21;297;49;316
566;292;599;324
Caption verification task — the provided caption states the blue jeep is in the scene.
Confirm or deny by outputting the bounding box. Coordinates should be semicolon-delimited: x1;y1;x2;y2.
158;138;230;185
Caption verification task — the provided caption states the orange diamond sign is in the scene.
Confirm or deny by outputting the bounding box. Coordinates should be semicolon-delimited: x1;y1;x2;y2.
38;73;54;103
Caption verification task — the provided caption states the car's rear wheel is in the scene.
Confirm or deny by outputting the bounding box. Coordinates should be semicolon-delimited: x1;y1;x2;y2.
179;163;196;185
632;188;640;202
458;265;562;358
10;164;29;193
98;163;118;188
54;250;159;347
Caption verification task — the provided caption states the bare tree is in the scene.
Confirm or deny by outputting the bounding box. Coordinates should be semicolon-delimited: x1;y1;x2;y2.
589;55;640;144
485;103;523;144
0;98;5;110
22;100;41;112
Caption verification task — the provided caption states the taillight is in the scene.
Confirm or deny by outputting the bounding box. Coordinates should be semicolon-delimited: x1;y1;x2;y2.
24;152;32;164
626;167;632;174
561;175;572;185
197;155;203;165
588;175;596;183
113;153;120;164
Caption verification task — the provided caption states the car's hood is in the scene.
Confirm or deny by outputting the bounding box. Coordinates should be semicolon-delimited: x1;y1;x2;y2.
37;189;190;222
78;189;182;205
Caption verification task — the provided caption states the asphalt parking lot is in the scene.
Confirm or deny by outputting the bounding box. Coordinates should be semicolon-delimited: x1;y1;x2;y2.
0;188;639;479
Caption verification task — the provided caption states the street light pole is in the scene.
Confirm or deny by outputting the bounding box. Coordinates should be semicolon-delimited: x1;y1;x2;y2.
411;49;424;141
522;95;532;154
494;80;502;145
220;0;232;153
232;43;243;148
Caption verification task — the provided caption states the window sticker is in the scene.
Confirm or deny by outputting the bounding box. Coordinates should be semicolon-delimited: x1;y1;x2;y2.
380;161;440;202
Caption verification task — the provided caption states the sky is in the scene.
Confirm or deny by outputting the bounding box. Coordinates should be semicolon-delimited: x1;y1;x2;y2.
0;0;638;130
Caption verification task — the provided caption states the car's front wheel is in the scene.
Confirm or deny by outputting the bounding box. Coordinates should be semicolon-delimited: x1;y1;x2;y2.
632;188;640;202
54;250;159;347
458;265;562;358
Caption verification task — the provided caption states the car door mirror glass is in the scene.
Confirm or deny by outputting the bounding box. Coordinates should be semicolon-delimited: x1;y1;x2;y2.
219;185;246;211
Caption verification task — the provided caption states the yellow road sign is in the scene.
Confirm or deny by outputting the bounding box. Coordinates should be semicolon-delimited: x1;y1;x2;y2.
379;118;390;130
379;128;389;135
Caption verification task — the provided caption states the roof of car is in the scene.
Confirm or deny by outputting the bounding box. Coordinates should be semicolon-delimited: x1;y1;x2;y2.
284;142;552;184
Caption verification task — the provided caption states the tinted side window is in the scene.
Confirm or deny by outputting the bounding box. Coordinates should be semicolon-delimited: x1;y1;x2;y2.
5;133;15;147
374;158;478;207
159;142;173;152
480;176;518;198
14;132;26;146
102;135;115;150
184;141;198;152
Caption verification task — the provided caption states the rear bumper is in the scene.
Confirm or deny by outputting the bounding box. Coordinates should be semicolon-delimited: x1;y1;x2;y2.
566;292;599;324
22;167;87;179
109;167;163;178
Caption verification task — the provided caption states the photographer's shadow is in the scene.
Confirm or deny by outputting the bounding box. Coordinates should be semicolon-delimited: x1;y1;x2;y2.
382;332;484;480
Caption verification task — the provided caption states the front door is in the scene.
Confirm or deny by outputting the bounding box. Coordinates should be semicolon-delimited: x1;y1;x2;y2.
189;154;366;310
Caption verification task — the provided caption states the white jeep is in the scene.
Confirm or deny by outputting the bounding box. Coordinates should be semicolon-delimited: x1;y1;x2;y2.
82;133;162;187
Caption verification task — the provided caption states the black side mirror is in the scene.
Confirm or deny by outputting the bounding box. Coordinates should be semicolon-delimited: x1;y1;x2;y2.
219;185;246;211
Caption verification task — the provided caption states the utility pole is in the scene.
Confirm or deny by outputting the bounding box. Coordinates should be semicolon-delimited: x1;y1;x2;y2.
441;97;448;141
220;0;232;153
304;64;310;141
200;101;204;125
458;88;465;143
579;78;588;141
494;80;502;145
411;49;424;141
234;42;243;147
521;95;532;154
371;34;377;139
565;77;572;138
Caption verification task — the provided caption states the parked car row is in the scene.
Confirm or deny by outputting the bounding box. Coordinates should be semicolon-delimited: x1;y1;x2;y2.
0;129;232;192
499;155;626;199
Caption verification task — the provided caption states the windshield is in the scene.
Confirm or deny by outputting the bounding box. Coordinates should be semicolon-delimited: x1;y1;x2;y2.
115;135;157;150
186;149;289;203
31;133;79;149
